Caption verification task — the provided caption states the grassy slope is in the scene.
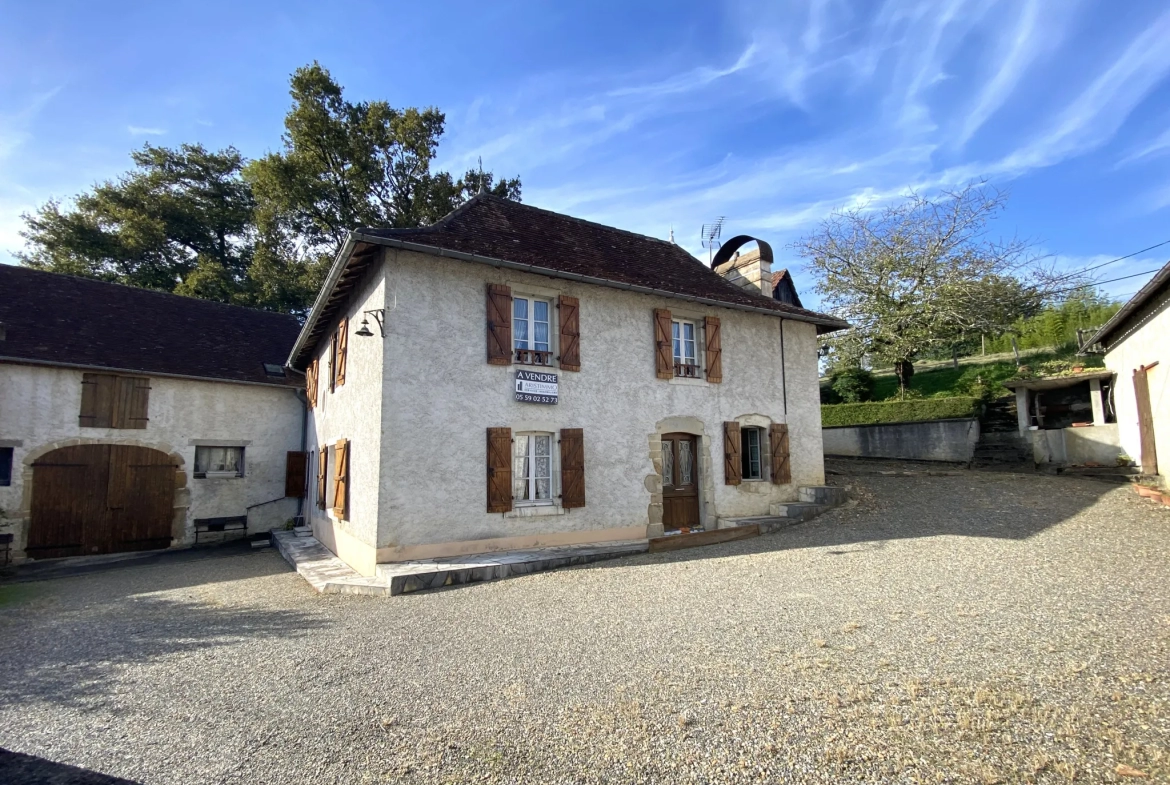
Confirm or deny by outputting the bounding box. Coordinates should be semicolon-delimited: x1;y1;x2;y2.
826;344;1105;402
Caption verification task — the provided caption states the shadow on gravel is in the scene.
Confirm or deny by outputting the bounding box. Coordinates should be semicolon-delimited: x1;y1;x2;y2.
0;553;326;710
0;748;142;784
613;468;1118;569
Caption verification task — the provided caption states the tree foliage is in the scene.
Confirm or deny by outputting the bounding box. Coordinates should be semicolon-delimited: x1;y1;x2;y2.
796;183;1077;394
18;62;520;315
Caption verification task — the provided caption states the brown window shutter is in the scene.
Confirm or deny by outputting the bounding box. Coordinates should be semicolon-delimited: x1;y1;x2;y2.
705;316;722;383
79;372;115;427
557;295;581;371
119;376;151;429
306;359;317;409
770;423;791;485
333;438;349;519
653;308;673;379
486;427;513;512
316;447;328;510
285;451;308;498
559;428;585;508
724;421;742;485
335;318;348;387
486;284;513;365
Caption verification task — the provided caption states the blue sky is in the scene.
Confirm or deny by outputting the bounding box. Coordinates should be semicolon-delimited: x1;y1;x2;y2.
3;0;1170;310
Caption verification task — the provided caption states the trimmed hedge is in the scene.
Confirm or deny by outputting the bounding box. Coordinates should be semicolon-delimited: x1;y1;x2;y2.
822;397;981;428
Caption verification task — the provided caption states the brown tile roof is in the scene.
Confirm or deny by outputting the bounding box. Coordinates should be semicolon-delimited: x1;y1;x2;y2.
0;265;303;386
290;195;848;368
363;195;842;321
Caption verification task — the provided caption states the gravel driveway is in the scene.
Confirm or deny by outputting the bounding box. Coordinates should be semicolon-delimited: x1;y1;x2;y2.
1;468;1168;784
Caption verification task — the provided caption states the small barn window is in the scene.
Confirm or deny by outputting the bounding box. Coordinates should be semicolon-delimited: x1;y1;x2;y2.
195;446;244;478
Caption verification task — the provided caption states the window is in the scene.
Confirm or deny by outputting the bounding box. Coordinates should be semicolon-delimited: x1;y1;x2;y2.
741;427;763;480
0;447;12;487
513;432;555;504
194;446;244;478
325;444;336;510
672;319;699;378
513;296;553;366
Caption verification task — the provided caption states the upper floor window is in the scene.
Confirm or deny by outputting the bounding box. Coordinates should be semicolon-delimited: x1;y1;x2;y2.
741;427;763;480
79;373;151;429
514;296;553;366
513;432;555;505
672;319;699;378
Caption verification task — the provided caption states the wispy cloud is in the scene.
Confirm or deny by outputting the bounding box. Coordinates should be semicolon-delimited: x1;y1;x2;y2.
127;125;166;135
1115;125;1170;167
0;87;62;163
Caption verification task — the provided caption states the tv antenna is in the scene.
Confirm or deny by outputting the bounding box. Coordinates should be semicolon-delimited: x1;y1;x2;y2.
700;217;725;265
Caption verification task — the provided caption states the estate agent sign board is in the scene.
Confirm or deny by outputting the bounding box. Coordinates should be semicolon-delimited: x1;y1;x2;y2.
515;370;558;405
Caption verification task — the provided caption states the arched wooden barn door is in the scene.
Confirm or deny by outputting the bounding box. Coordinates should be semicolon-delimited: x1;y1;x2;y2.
29;445;177;558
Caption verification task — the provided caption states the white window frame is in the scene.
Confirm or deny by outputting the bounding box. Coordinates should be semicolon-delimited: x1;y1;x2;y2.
513;431;557;506
741;427;764;481
513;295;555;366
672;318;700;377
194;445;245;479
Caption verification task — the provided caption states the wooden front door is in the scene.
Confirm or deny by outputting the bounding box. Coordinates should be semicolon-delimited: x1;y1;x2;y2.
29;445;176;559
661;433;700;531
1134;365;1159;475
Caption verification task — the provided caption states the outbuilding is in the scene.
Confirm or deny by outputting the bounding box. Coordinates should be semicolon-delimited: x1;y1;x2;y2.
0;266;306;561
1082;259;1170;485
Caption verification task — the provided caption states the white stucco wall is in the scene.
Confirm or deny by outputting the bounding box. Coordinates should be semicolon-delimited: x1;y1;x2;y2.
1103;292;1170;484
0;362;303;557
371;248;826;561
304;264;387;574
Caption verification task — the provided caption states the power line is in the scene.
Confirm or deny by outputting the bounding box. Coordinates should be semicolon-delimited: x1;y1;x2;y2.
1052;238;1170;281
1051;267;1162;296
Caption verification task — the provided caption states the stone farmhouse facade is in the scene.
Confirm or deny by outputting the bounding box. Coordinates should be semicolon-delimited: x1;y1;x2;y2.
1084;258;1170;487
291;195;847;575
0;266;304;561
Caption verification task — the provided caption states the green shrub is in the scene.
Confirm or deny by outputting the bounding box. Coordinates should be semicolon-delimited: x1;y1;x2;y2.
822;397;982;427
829;365;875;403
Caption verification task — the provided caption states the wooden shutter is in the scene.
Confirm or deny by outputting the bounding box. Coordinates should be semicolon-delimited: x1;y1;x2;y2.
654;308;673;379
333;439;349;519
487;284;513;365
558;295;581;371
724;421;742;486
486;427;513;513
335;318;348;387
560;428;585;508
770;423;791;485
285;451;308;498
118;376;151;429
79;372;115;427
306;359;318;409
705;316;722;383
316;447;328;510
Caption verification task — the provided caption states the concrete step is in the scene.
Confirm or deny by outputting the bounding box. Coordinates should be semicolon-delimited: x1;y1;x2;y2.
798;485;848;506
768;502;826;521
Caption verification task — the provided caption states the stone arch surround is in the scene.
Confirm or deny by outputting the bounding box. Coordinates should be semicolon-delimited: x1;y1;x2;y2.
8;438;189;561
646;416;717;536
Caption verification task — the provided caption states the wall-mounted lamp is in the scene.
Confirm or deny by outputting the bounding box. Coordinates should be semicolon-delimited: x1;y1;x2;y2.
356;309;386;338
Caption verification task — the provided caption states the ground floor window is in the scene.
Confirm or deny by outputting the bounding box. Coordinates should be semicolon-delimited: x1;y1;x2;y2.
194;446;244;478
513;432;554;504
0;447;12;486
741;427;763;480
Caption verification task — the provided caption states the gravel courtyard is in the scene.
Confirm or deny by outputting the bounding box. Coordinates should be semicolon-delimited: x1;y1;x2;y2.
1;469;1168;784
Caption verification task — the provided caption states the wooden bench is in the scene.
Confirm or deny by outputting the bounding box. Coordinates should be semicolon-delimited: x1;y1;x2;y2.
0;532;13;566
194;516;247;544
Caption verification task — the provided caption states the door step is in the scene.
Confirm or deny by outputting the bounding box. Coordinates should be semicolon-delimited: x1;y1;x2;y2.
649;524;760;553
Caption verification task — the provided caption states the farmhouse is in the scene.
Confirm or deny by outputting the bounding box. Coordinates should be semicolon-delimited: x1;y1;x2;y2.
0;266;305;561
1083;258;1170;486
291;194;847;575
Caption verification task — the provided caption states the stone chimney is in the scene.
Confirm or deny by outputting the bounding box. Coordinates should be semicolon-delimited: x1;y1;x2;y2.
717;247;772;298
